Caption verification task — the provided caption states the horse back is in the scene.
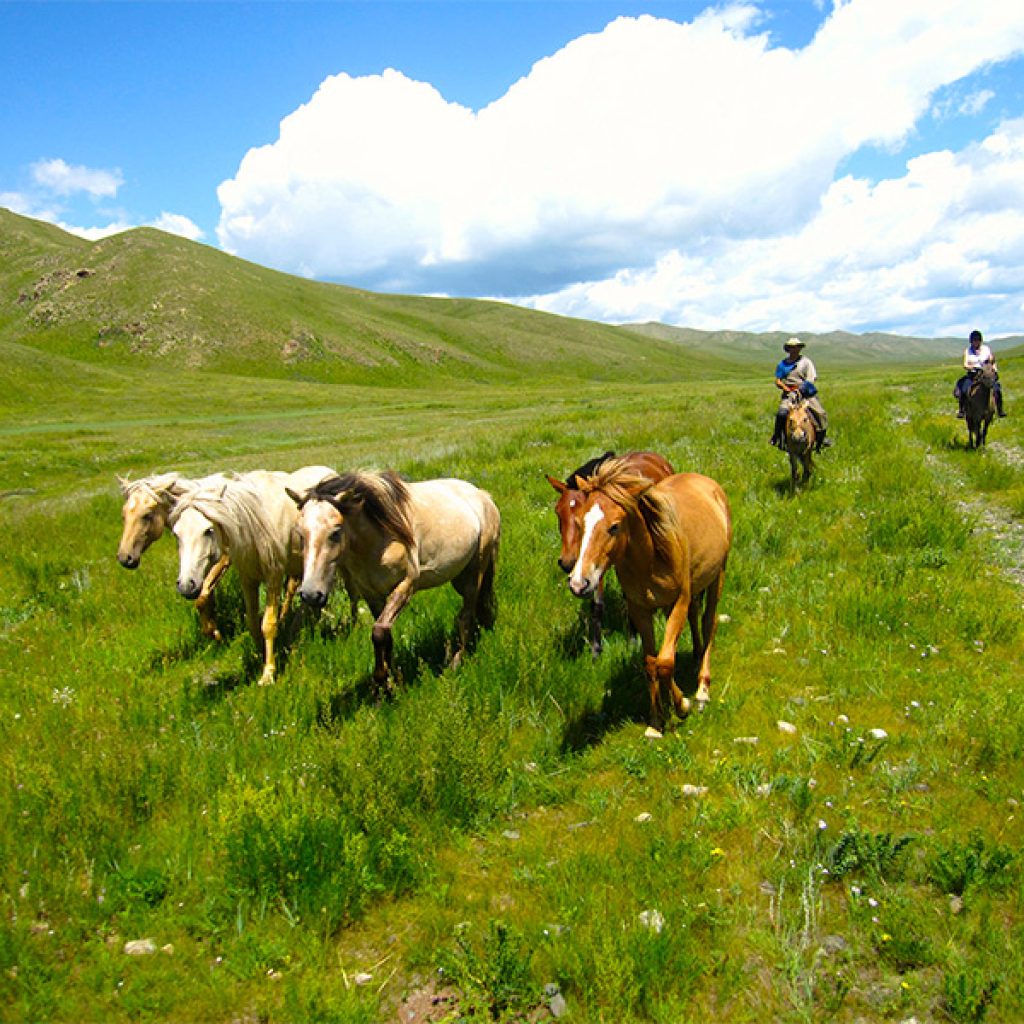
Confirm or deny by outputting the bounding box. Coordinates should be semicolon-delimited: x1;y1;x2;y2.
622;450;675;481
650;473;732;582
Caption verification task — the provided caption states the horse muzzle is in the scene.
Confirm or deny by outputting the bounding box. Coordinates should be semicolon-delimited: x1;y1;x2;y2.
558;555;576;574
299;587;329;610
118;552;140;569
568;576;595;599
177;578;202;601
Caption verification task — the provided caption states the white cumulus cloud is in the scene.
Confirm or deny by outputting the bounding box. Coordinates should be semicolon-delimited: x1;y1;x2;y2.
31;157;124;199
216;0;1024;333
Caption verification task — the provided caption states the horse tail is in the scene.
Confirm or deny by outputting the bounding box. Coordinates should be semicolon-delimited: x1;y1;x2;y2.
476;551;498;630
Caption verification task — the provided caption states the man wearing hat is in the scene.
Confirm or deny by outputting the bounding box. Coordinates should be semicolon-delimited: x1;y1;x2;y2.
954;329;1006;419
770;337;830;451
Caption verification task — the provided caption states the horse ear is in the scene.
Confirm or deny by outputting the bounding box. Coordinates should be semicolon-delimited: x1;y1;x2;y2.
285;486;307;508
545;474;568;494
117;475;131;496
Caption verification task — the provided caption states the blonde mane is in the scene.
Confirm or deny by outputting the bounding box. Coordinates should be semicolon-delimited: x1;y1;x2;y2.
580;455;684;567
172;476;287;572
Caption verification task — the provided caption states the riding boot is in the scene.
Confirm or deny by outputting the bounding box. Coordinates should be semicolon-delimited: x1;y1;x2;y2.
815;429;832;452
957;396;966;419
997;393;1007;418
770;411;786;448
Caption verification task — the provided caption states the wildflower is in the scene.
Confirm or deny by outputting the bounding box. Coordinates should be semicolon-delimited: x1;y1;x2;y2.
711;847;725;858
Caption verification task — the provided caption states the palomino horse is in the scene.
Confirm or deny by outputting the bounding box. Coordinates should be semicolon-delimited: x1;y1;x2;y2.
117;472;231;640
965;364;997;450
568;456;732;736
546;450;674;654
783;395;816;492
170;466;333;685
288;470;500;693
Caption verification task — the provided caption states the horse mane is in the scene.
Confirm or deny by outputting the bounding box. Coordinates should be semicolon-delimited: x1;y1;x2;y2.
120;472;225;504
566;450;615;489
579;455;684;566
310;471;416;550
173;476;285;570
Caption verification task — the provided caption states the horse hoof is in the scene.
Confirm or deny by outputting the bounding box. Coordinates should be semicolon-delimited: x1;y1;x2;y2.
644;726;664;740
674;696;693;718
258;669;276;686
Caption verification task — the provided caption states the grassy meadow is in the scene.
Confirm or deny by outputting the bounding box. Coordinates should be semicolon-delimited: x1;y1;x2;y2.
2;334;1023;1024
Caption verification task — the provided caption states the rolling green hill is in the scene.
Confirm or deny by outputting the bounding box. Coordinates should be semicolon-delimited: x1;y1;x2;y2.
3;207;1009;393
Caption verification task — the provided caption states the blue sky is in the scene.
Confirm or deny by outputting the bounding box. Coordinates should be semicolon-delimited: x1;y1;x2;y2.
3;1;1024;338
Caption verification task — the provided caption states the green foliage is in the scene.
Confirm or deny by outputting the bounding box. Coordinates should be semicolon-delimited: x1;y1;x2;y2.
942;963;1000;1024
824;828;915;882
439;920;538;1020
926;832;1016;897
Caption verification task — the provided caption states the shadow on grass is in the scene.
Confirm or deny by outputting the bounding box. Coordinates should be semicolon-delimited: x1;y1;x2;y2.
560;646;701;754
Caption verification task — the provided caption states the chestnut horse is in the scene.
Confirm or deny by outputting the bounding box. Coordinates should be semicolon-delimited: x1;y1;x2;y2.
568;456;732;736
289;471;500;693
117;472;231;640
783;396;816;492
546;450;674;654
966;364;997;449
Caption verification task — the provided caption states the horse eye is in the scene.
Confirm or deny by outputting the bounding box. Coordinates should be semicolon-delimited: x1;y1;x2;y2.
330;528;344;544
608;523;620;536
204;527;215;539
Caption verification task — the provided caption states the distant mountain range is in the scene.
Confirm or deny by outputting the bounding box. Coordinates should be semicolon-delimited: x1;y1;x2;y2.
3;207;1013;387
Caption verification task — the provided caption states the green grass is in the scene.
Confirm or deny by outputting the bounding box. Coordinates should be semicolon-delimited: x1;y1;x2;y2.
1;337;1023;1022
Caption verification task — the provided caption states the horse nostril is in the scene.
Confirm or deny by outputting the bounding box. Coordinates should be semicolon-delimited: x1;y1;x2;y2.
558;557;575;574
119;554;139;569
300;589;327;609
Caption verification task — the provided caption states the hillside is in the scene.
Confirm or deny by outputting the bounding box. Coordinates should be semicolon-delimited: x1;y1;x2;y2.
0;208;720;388
1;207;1001;391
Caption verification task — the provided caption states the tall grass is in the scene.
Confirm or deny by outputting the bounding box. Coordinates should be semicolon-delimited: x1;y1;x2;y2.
1;355;1022;1021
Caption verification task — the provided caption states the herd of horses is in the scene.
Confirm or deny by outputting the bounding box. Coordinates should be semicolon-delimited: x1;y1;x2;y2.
116;375;993;735
117;452;731;736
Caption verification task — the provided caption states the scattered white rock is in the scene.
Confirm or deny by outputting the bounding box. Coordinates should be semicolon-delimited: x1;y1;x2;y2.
502;830;520;841
777;720;798;735
634;812;653;824
733;736;759;745
679;784;708;797
644;726;663;740
160;943;174;956
717;613;731;624
837;714;850;724
756;783;773;797
354;971;374;986
123;939;157;956
869;728;889;740
638;909;665;934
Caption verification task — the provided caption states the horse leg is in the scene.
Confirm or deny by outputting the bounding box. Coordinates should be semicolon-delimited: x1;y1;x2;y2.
695;574;726;707
371;579;414;694
241;577;261;648
196;554;230;641
629;603;665;735
590;577;605;657
802;450;813;484
788;450;799;493
657;595;693;723
258;576;283;686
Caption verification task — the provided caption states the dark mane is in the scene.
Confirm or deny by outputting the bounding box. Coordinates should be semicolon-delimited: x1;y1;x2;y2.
311;470;415;549
566;450;615;489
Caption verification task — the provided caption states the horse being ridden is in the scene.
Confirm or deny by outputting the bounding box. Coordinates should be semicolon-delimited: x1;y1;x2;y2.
783;393;816;491
289;470;501;693
965;363;998;449
568;457;732;736
546;450;674;655
170;465;333;685
117;472;231;640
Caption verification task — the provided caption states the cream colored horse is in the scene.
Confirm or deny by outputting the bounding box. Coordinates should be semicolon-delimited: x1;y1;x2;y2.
170;466;333;685
568;456;732;736
289;470;500;693
117;472;231;639
784;396;816;492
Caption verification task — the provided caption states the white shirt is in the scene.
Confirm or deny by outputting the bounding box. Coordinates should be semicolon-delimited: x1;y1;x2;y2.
964;343;994;371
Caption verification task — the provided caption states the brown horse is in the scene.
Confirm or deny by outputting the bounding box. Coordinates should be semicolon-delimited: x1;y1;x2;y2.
784;396;816;492
965;364;997;449
568;457;732;736
289;471;501;693
545;450;674;654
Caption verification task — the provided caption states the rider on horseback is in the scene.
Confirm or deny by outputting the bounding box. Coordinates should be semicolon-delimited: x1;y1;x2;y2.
955;329;1006;419
770;337;831;452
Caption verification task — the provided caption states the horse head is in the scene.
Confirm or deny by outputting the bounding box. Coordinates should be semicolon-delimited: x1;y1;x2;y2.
546;474;586;573
170;505;222;601
291;492;349;610
785;401;815;448
117;477;177;569
567;489;628;599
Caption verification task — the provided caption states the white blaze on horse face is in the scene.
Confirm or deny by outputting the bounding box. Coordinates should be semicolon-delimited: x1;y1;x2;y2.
172;507;220;599
119;491;164;563
569;502;606;597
